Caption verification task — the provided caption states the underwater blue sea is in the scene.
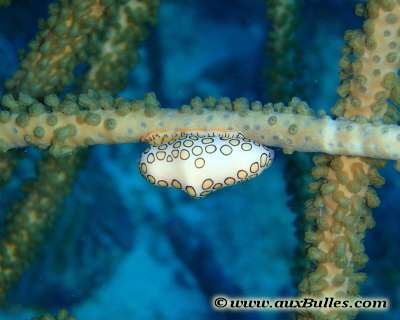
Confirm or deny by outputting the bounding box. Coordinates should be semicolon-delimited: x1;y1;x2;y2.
0;0;399;319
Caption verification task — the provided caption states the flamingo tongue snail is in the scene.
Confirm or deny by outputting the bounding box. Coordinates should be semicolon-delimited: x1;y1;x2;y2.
138;129;274;199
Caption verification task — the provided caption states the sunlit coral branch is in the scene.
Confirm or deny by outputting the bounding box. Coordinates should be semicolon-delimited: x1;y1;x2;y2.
79;0;159;95
333;0;400;121
0;92;399;160
297;1;400;319
0;0;160;305
3;0;116;98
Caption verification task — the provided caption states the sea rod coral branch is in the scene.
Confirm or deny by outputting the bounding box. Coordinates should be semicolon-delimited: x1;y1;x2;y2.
0;150;86;303
0;0;160;307
333;0;400;120
3;0;116;98
79;0;160;95
297;1;400;319
0;92;399;159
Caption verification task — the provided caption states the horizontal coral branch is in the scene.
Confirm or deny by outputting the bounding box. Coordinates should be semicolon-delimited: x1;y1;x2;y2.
0;91;399;160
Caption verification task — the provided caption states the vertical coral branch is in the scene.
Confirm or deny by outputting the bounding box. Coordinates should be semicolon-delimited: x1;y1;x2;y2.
264;0;314;289
79;0;160;95
0;0;160;303
0;150;86;303
298;2;399;319
264;0;303;102
4;0;116;98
